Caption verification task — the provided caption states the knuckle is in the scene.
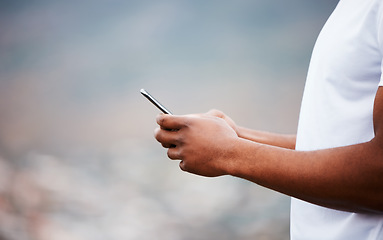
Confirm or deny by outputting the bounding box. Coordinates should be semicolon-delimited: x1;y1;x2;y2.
166;149;173;159
208;109;222;117
181;117;189;126
179;159;195;174
179;160;188;172
154;128;162;141
183;117;193;128
161;143;170;148
167;148;179;160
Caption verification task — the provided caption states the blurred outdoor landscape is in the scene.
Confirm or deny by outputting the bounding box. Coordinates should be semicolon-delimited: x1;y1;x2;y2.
0;0;337;239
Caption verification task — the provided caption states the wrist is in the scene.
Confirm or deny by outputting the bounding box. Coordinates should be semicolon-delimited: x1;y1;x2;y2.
223;137;261;177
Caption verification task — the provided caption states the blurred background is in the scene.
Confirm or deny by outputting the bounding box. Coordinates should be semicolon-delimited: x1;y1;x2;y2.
0;0;337;239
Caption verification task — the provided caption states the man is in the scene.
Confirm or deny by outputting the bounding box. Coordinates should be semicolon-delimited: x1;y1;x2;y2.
154;0;383;239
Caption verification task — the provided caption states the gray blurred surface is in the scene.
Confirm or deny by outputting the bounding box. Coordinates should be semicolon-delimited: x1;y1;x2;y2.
0;1;337;239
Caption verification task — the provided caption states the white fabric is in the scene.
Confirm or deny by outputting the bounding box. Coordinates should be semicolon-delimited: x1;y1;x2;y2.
292;0;383;239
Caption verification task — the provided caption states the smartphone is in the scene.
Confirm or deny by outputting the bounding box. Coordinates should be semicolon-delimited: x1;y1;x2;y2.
140;89;173;115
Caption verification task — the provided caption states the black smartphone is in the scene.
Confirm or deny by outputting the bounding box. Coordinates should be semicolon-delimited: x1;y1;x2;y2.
140;89;173;115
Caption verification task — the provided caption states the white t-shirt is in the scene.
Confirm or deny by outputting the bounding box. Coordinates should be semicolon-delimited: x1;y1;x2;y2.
292;0;383;239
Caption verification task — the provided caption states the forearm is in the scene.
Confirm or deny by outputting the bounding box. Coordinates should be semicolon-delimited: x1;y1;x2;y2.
228;137;383;214
236;126;296;150
204;109;297;149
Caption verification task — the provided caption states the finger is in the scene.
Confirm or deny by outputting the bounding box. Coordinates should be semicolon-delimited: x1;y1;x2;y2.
154;127;181;147
156;114;187;130
167;147;182;160
179;160;187;172
160;125;179;131
206;109;224;118
161;142;176;148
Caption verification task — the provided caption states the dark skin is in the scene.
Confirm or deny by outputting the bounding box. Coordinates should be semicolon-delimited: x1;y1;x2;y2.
154;87;383;214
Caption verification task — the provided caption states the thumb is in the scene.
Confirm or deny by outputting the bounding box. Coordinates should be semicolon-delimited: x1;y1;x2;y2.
156;114;188;130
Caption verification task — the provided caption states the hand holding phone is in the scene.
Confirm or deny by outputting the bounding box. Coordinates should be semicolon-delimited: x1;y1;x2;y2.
140;89;173;115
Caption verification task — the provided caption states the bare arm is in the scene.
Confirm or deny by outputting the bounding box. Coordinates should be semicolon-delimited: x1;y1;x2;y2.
206;109;296;149
230;135;383;214
154;88;383;214
236;127;296;149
